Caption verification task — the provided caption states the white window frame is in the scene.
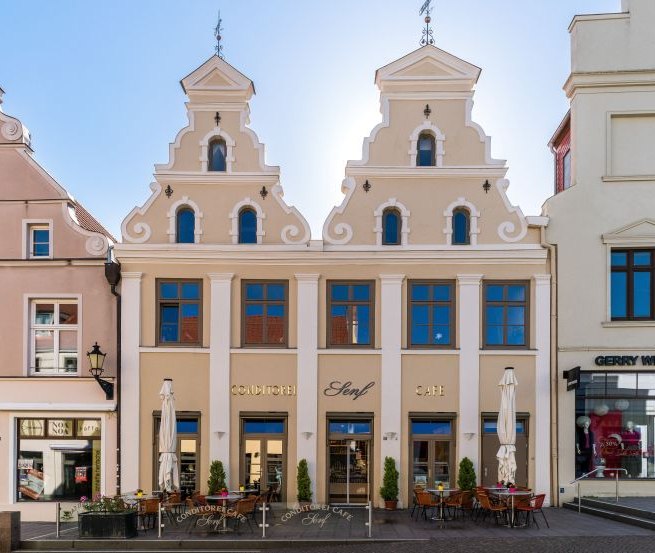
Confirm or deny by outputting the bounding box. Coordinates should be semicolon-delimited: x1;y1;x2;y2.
22;220;53;260
24;295;82;376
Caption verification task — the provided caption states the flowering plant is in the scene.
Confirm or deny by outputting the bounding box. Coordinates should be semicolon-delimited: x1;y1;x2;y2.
80;493;135;513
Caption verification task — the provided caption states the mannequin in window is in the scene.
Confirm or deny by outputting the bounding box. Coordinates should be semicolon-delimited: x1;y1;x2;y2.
575;416;596;476
620;420;641;477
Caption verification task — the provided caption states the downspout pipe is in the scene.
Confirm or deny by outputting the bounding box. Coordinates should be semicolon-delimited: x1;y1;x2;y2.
105;251;122;496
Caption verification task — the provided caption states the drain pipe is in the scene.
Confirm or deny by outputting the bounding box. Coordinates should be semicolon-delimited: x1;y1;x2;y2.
105;249;122;496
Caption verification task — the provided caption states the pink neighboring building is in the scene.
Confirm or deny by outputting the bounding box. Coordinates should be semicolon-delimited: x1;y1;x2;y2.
0;90;118;520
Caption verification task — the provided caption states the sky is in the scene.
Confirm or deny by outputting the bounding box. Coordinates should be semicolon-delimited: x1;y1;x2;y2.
1;0;620;240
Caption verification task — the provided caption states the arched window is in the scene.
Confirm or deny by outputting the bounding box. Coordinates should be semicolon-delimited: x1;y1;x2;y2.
208;138;227;171
382;208;401;245
239;208;257;244
176;208;195;244
417;132;435;167
452;208;470;245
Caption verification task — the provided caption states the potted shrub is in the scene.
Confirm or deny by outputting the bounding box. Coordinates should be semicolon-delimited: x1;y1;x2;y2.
457;457;477;510
77;495;137;539
379;456;399;510
297;458;312;507
207;460;227;495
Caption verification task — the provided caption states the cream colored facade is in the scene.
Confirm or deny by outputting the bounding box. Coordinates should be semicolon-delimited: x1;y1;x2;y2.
544;0;655;504
0;94;117;520
116;45;552;507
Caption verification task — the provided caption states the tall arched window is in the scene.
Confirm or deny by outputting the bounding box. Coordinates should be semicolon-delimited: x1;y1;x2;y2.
417;132;435;167
176;208;195;244
208;138;227;171
452;208;470;245
239;208;257;244
382;208;401;245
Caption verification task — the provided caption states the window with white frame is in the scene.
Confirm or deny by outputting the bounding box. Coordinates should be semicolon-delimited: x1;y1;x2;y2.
29;225;51;258
30;300;79;374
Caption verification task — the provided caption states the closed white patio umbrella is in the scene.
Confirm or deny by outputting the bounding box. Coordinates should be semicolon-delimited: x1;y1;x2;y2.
497;367;518;484
158;378;179;492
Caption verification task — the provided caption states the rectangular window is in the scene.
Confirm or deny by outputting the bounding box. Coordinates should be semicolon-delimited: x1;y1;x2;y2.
30;300;78;374
328;281;374;347
408;281;454;348
611;249;654;320
483;282;529;348
242;281;288;347
28;225;51;258
562;150;571;189
156;279;202;345
17;417;101;501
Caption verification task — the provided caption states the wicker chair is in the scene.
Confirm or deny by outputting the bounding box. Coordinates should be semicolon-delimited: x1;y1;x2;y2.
225;497;256;533
516;493;549;528
414;490;440;520
477;492;508;525
138;498;159;531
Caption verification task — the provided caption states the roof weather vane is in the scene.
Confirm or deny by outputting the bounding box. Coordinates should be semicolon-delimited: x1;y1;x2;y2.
419;0;434;46
214;11;224;59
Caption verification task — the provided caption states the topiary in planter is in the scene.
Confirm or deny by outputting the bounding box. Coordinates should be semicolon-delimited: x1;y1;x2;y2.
207;460;227;495
297;458;312;503
379;456;399;509
457;457;477;491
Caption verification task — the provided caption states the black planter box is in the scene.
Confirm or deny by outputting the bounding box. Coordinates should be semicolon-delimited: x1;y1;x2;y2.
78;511;137;539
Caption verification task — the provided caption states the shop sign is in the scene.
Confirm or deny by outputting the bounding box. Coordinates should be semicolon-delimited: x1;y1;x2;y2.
77;419;101;437
19;419;45;437
323;380;375;400
594;355;655;366
48;419;73;437
231;384;297;396
17;458;34;470
563;366;580;391
415;385;445;397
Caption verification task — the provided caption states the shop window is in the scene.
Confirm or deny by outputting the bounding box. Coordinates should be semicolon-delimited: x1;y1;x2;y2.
416;133;435;167
175;208;195;244
241;417;286;501
30;300;78;375
328;417;372;504
409;281;454;348
382;208;401;245
17;418;101;501
242;281;288;347
575;372;655;479
452;208;470;245
208;138;227;171
611;249;654;320
157;280;202;345
238;208;257;244
410;417;454;491
154;414;200;495
328;281;374;347
483;282;529;348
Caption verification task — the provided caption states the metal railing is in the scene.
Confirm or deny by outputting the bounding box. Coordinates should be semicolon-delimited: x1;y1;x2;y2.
569;467;628;512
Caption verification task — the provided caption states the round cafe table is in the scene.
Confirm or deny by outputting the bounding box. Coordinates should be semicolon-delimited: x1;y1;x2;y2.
427;488;458;521
206;494;242;532
492;490;532;527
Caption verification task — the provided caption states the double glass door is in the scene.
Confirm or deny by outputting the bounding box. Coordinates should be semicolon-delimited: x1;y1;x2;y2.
328;419;372;504
242;418;286;501
410;419;454;490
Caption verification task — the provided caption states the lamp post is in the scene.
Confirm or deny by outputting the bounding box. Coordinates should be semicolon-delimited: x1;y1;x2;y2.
87;342;114;400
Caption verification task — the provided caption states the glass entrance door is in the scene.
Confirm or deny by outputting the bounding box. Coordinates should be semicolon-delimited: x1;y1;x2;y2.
410;419;454;490
241;418;286;502
328;419;372;505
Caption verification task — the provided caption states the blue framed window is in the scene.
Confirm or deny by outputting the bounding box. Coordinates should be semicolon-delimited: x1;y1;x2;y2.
328;281;374;347
157;280;202;345
328;421;371;434
409;281;453;347
416;133;435;167
239;208;257;244
31;227;50;257
176;208;195;244
452;208;470;245
484;282;528;347
611;249;654;320
482;419;526;433
411;420;452;435
208;139;226;171
177;419;199;434
243;419;285;434
242;281;288;347
382;208;401;245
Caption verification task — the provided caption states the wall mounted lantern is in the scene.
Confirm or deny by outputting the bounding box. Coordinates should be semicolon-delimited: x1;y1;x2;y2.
87;342;114;400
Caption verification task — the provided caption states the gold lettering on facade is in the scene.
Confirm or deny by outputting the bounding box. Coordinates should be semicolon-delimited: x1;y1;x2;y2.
415;385;445;397
231;384;297;396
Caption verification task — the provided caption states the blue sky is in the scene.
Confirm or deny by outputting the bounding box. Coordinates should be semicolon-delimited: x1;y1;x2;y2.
1;0;619;239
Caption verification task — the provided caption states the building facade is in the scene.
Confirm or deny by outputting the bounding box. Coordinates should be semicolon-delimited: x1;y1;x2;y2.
116;44;552;507
545;0;655;504
0;92;118;520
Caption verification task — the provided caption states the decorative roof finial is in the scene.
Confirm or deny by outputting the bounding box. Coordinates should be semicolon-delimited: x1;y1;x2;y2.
419;0;434;46
214;11;224;59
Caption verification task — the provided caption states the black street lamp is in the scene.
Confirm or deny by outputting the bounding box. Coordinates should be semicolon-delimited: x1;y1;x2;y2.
87;342;114;400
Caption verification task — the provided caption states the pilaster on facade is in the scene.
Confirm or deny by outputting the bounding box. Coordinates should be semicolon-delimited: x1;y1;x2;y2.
456;274;483;474
380;274;404;506
120;272;142;492
295;273;320;502
533;274;552;505
208;273;234;482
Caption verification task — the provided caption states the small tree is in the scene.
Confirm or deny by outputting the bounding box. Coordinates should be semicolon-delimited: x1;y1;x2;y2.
207;460;226;495
379;456;399;501
457;457;477;491
296;458;312;502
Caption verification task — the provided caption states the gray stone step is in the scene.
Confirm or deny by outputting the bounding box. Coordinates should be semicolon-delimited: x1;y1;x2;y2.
563;500;655;531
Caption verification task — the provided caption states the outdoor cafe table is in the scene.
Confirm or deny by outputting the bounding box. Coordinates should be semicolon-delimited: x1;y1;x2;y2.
426;488;458;521
490;490;532;527
206;494;242;532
